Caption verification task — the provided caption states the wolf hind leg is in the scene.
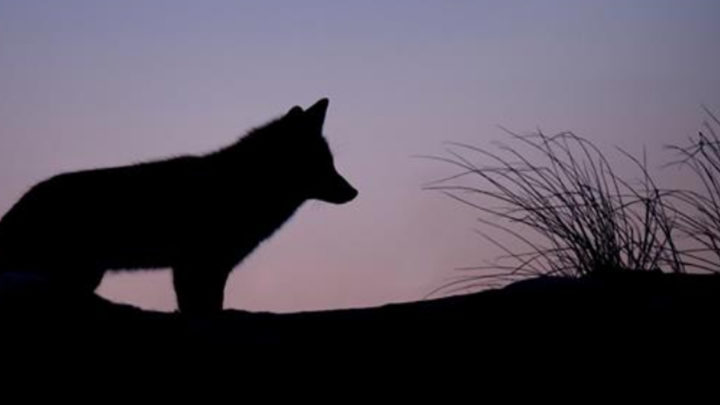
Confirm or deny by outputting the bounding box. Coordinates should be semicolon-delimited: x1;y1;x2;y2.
63;266;106;293
172;265;231;315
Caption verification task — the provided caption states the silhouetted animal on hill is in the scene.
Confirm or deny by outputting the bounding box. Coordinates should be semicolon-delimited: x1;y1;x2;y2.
0;98;357;314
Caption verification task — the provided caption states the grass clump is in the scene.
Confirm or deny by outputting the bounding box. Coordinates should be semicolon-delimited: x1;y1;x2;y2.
665;107;720;273
424;129;684;296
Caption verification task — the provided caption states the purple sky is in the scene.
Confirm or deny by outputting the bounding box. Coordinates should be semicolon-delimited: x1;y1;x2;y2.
1;0;719;312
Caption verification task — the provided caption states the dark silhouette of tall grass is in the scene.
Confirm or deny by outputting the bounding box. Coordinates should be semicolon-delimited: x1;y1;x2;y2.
665;107;720;273
424;129;684;296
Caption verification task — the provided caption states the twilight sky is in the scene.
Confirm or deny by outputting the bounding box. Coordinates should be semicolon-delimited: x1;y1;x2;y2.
1;0;719;312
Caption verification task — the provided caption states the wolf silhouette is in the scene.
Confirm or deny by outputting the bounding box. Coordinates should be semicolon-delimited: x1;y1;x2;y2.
0;98;357;314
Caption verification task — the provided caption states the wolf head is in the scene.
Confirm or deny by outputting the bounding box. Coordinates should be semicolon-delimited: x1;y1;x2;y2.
269;98;358;205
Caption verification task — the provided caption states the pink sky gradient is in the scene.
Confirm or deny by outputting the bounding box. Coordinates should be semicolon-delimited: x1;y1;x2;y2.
1;0;719;312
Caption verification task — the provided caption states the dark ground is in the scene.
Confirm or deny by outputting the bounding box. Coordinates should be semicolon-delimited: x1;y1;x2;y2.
2;271;719;359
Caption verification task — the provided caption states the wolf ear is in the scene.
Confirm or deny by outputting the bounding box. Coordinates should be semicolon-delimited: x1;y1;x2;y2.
286;105;304;118
305;98;329;131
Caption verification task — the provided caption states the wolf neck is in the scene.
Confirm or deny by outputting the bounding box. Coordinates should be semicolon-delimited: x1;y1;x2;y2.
207;127;307;233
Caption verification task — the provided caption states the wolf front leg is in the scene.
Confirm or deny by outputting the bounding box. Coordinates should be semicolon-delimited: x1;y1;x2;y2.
172;264;231;315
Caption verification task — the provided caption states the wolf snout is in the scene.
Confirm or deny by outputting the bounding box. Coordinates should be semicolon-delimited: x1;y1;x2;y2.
341;183;359;203
324;175;358;204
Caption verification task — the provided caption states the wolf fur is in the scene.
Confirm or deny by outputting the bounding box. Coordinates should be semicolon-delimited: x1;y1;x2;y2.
0;98;357;314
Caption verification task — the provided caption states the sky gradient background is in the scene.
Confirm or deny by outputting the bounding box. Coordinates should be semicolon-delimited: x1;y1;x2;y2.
1;0;719;312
